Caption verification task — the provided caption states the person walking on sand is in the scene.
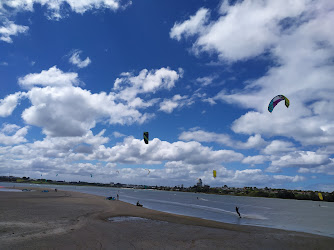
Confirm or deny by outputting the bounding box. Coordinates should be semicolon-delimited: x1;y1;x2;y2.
117;194;119;200
236;206;241;218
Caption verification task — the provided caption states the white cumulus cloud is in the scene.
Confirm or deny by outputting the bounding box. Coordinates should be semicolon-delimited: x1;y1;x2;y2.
0;0;127;19
242;155;268;165
179;129;266;149
18;66;79;89
262;140;297;155
69;50;91;68
159;94;193;113
270;151;331;167
170;8;209;41
171;0;310;62
88;136;244;165
114;68;182;98
21;86;151;137
0;124;28;145
11;66;184;138
0;92;25;117
0;20;28;43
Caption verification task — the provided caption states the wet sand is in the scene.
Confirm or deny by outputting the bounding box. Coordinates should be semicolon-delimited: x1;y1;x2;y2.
1;187;333;249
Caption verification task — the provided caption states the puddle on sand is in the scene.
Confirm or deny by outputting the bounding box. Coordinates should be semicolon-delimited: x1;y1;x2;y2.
108;216;167;224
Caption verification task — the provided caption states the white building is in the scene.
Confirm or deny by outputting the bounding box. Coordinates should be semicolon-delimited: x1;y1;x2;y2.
197;178;203;188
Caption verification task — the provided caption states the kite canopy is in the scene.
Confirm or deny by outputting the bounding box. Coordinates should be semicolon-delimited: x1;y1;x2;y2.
213;170;217;178
143;132;149;144
318;192;323;201
268;95;290;113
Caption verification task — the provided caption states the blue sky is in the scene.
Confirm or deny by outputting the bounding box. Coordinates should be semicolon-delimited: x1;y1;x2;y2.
0;0;333;191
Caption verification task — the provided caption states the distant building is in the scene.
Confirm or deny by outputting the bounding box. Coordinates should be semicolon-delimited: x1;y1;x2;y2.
197;178;203;188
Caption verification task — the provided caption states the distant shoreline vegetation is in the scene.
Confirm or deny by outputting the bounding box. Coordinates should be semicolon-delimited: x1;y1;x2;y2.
1;176;333;202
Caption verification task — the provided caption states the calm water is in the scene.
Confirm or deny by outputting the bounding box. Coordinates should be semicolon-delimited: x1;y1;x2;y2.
1;182;333;238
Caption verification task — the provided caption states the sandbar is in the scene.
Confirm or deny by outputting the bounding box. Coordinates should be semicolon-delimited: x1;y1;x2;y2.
0;187;333;249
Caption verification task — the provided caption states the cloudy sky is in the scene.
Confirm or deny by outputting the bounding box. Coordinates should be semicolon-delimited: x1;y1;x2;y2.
0;0;333;191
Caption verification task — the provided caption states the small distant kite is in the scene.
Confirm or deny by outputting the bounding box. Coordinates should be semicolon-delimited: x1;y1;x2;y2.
213;170;217;178
318;192;323;201
268;95;290;113
90;174;93;178
143;132;149;144
56;174;58;176
145;169;150;175
116;170;120;174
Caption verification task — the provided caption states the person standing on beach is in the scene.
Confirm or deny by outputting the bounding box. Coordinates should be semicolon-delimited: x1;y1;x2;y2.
117;194;119;200
236;206;241;218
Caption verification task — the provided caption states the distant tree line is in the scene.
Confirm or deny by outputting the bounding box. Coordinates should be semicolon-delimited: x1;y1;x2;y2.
183;185;334;202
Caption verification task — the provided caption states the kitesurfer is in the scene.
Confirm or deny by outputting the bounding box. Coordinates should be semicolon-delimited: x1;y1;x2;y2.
136;201;143;207
236;206;241;218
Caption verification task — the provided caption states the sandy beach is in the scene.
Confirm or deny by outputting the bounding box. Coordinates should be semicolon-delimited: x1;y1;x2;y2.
1;188;333;249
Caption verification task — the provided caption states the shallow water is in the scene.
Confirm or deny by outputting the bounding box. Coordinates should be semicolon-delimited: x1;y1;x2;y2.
109;216;150;222
1;182;333;238
108;216;167;224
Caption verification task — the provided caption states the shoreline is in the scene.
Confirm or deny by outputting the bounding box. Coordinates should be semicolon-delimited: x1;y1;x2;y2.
1;187;334;249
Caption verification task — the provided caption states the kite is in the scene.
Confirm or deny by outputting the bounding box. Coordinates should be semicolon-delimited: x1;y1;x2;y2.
268;95;290;113
56;174;58;176
213;170;217;178
116;170;120;174
318;192;323;201
90;174;93;178
143;132;149;144
145;169;150;175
